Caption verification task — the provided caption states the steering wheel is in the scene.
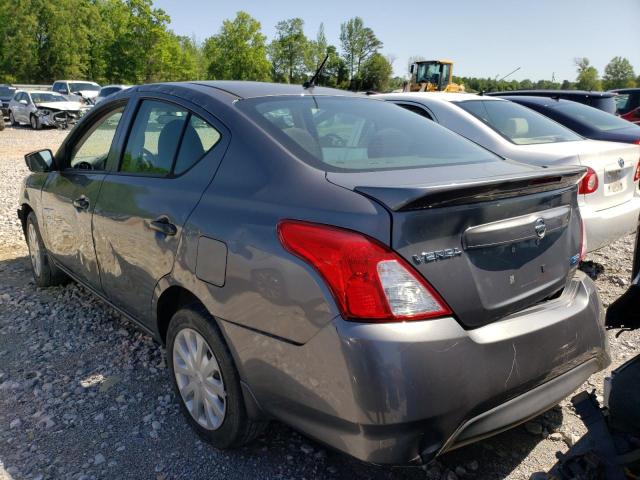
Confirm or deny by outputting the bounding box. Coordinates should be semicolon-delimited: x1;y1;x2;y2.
320;133;346;147
140;147;156;169
74;161;93;170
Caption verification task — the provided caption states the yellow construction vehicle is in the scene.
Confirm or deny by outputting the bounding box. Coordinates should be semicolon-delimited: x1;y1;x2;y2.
404;59;465;92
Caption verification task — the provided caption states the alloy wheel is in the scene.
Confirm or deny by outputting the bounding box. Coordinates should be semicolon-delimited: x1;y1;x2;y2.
173;328;226;430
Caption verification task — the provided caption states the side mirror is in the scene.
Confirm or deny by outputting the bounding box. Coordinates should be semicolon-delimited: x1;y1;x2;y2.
25;149;54;172
19;99;28;105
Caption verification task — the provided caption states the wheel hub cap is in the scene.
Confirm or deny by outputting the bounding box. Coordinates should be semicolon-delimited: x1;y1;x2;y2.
173;328;226;430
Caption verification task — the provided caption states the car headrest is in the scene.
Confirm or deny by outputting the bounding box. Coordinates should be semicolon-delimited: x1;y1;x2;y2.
368;128;410;158
158;118;186;170
284;127;322;159
504;118;528;138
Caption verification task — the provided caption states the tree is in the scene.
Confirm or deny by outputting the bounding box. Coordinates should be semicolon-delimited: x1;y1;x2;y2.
307;23;328;73
575;57;601;91
359;52;392;91
268;18;309;83
339;17;382;83
203;11;270;81
602;56;636;89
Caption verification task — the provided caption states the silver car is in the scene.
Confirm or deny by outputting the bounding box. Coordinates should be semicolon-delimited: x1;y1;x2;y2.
377;92;640;253
18;81;608;466
9;90;88;129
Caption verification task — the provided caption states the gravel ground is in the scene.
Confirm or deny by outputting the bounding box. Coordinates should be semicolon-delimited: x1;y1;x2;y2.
0;125;638;480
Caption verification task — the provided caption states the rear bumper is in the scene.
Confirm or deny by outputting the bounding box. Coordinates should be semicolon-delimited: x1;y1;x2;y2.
581;195;640;252
222;271;608;465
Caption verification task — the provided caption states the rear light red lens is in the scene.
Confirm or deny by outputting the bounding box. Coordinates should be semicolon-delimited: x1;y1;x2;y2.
634;161;640;182
578;167;599;194
277;220;451;322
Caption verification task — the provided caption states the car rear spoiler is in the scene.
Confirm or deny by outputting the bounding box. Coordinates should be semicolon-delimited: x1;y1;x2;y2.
355;166;586;211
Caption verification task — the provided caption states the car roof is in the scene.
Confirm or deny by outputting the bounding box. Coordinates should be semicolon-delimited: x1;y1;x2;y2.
487;89;616;98
191;81;358;99
495;95;579;107
376;92;504;103
19;90;63;95
55;80;100;84
609;88;640;93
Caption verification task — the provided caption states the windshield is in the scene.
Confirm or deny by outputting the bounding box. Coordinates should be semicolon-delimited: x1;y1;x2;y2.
554;101;636;131
458;100;582;145
0;86;15;97
31;92;66;103
416;62;449;87
69;82;99;92
237;96;498;172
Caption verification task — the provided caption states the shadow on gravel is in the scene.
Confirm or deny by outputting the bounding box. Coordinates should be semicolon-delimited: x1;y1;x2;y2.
579;261;605;280
0;254;562;479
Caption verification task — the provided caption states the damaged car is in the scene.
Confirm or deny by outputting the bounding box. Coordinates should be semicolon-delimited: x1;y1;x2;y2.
9;90;88;129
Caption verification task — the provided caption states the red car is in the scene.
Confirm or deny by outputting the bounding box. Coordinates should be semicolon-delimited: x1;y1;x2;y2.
611;88;640;125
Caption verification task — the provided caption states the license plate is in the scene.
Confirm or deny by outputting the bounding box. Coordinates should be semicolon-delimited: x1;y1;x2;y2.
605;169;626;196
607;180;624;194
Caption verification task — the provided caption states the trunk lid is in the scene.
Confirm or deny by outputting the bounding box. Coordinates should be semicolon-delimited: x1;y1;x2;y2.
327;161;585;328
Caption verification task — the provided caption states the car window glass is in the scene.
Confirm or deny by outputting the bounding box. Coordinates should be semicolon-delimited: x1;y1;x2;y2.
397;103;434;120
121;100;189;176
614;94;630;114
458;100;581;145
173;115;221;175
69;107;124;170
554;101;634;132
238;96;498;172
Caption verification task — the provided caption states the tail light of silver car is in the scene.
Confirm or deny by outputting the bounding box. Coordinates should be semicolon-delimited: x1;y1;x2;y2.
634;160;640;183
578;167;599;195
278;220;452;322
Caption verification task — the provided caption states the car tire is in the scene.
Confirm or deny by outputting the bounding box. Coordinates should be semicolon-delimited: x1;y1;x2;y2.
30;114;41;130
167;304;265;448
9;111;17;126
25;212;67;287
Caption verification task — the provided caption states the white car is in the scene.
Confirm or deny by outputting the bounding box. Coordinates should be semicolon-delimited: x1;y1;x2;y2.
52;80;101;103
377;92;640;253
8;90;88;129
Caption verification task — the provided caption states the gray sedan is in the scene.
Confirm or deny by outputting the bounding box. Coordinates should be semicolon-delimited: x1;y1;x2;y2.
9;90;88;129
17;81;608;465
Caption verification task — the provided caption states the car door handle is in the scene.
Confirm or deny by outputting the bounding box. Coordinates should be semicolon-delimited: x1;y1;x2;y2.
148;216;177;236
72;196;90;210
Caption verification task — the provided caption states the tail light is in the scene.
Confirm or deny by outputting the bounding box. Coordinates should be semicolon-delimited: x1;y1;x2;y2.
578;167;598;194
634;161;640;182
634;139;640;145
278;220;451;322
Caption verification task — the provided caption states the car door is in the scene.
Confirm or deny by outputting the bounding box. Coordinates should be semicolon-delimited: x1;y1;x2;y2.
92;95;228;324
14;92;27;122
40;104;127;291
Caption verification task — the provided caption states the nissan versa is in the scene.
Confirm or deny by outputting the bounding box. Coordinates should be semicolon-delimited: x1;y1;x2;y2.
17;81;609;465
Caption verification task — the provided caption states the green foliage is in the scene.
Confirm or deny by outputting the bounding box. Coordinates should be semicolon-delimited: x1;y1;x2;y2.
203;11;271;82
602;56;636;89
575;57;601;91
268;18;309;83
358;53;392;92
339;17;382;83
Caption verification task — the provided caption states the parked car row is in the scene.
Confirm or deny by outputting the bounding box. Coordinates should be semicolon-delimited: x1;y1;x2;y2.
1;80;131;129
19;80;635;467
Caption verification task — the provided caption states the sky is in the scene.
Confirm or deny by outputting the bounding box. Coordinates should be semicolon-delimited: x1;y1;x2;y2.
153;0;640;82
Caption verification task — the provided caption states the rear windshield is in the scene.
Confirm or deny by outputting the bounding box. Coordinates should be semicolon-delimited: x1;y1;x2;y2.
98;87;121;97
553;101;635;132
0;86;15;97
237;96;498;172
458;100;582;145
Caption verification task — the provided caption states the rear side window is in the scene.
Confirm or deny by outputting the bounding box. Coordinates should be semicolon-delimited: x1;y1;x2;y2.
458;100;581;145
121;100;220;176
589;97;617;114
238;96;496;172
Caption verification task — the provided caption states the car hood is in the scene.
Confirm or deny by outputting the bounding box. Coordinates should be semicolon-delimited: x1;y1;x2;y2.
36;101;84;111
73;90;99;98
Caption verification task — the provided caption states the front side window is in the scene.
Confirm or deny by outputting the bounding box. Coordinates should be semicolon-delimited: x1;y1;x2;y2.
69;108;124;170
553;101;635;132
458;100;581;145
69;82;100;93
121;100;219;176
238;96;498;171
615;94;630;113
